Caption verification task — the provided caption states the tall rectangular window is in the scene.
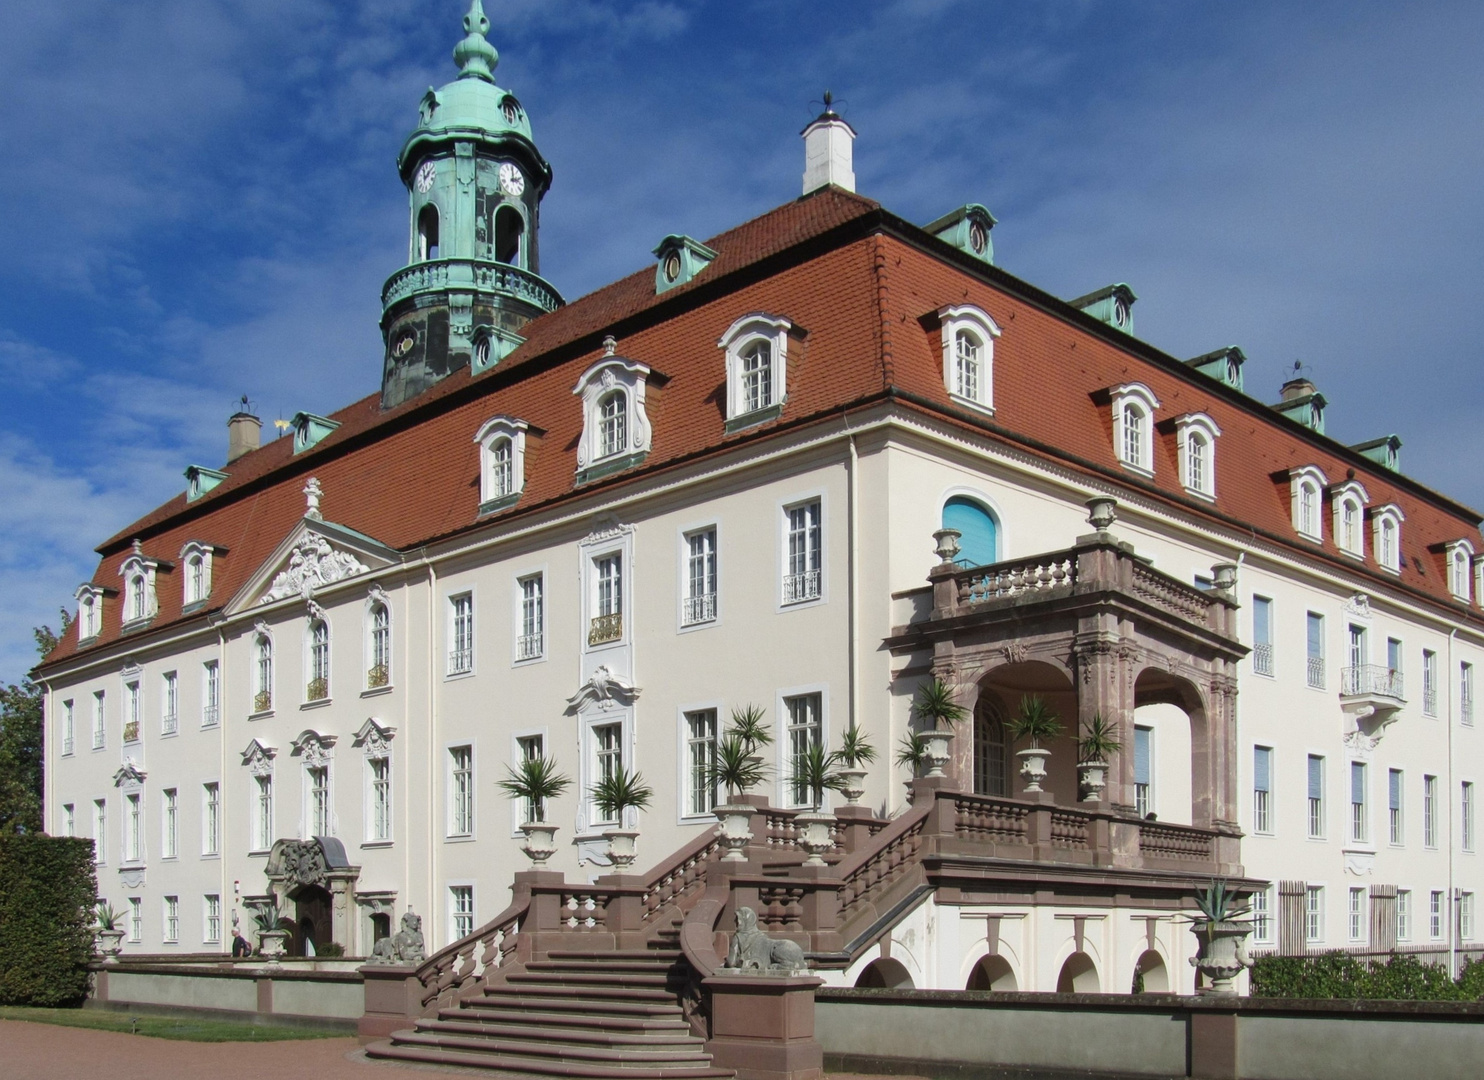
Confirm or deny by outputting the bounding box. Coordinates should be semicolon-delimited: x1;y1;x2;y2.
1305;885;1324;943
1397;889;1412;941
124;681;141;743
253;775;273;852
128;898;143;943
1306;613;1325;689
1350;762;1367;844
1252;885;1272;943
369;603;391;686
163;896;179;943
1430;891;1444;938
93;799;107;865
162;671;178;734
1347;624;1367;680
1252;596;1274;676
309;766;330;837
1307;755;1325;838
62;803;75;837
518;575;544;660
590;555;623;645
1462;893;1476;940
1387;638;1403;696
783;500;823;604
203;783;220;856
92;691;105;749
1253;746;1273;834
686;709;719;816
1134;726;1154;818
162;788;178;859
514;735;544;823
450;886;475;942
369;757;392;841
205;894;222;944
124;792;143;863
62;699;74;756
784;693;823;807
1462;663;1475;726
591;723;623;826
449;594;474;674
1389;769;1404;845
449;746;474;836
1348;887;1366;942
683;529;718;626
1424;775;1438;847
1464;781;1475;852
1423;649;1439;716
203;661;220;727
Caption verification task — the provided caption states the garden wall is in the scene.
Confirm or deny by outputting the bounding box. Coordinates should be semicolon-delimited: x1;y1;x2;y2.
89;960;362;1029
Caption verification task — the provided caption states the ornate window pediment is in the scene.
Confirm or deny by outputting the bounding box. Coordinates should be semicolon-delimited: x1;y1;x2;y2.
1370;504;1405;574
241;738;277;776
1330;480;1370;559
938;305;1000;415
565;664;642;713
119;540;165;626
719;313;793;429
573;338;653;483
1174;412;1221;500
1289;465;1329;542
291;728;337;765
353;717;397;755
112;761;147;788
474;415;529;513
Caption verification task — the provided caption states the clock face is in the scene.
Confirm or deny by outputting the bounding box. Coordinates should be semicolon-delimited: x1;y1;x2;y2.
414;161;436;194
498;162;525;198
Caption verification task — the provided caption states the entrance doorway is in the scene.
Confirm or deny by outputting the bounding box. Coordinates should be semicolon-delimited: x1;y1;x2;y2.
291;885;333;956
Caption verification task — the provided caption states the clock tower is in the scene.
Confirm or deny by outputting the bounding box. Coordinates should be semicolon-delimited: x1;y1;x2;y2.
380;0;562;410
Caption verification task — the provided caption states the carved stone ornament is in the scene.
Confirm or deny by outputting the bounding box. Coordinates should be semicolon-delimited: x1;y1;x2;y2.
367;583;389;607
1003;643;1029;665
580;517;635;547
566;665;641;712
242;738;277;777
303;477;323;520
291;729;337;765
368;910;426;965
272;839;329;888
112;760;147;788
353;717;396;756
260;532;369;605
1343;593;1373;620
723;906;809;975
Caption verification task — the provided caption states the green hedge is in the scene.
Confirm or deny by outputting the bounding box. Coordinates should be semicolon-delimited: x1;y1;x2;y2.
1251;950;1484;1001
0;836;98;1006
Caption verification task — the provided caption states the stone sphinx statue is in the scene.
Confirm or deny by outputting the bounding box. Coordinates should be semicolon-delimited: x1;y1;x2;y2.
725;906;808;975
368;910;426;965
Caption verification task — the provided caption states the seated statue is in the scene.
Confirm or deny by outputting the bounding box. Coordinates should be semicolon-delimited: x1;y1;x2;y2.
368;910;426;965
725;906;808;975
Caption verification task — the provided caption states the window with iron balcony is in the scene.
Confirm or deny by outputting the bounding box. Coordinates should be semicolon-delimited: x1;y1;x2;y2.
518;574;544;660
306;618;330;702
368;602;391;688
783;500;822;605
590;554;623;645
683;528;717;626
448;594;474;675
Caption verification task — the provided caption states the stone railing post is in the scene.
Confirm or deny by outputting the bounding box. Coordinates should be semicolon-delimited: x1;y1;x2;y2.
928;562;961;620
702;974;824;1080
833;806;878;854
596;876;648;950
358;964;423;1041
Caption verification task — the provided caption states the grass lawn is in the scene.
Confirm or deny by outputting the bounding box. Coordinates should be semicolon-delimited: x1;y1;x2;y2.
0;1006;345;1042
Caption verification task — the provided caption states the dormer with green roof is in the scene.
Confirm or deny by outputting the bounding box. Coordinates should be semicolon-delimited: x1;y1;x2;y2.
380;0;564;409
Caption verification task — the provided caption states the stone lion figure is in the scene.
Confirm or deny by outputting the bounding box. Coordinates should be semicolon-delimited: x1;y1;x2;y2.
726;906;808;975
369;910;426;964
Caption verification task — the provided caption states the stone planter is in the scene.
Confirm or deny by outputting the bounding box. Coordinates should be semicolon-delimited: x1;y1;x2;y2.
519;821;559;866
1017;747;1051;793
603;828;640;870
1077;760;1108;801
714;804;754;861
95;928;124;965
793;810;836;866
923;729;954;778
1188;919;1253;995
837;767;868;806
257;928;289;972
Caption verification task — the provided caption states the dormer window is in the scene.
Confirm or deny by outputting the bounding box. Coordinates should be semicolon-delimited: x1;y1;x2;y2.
179;541;217;607
473;416;529;513
291;412;341;454
652;235;718;294
1289;465;1329;542
1174;413;1221;500
1330;480;1369;559
572;340;653;484
75;585;104;642
719;313;791;430
1446;540;1475;602
938;305;1001;415
118;543;162;627
1109;383;1160;476
1371;505;1405;575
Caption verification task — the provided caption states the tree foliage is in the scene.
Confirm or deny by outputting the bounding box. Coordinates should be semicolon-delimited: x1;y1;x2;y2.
0;618;66;837
0;834;98;1005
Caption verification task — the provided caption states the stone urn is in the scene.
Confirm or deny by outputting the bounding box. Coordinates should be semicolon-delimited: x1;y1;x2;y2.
923;729;954;778
257;928;289;973
95;928;124;965
793;810;836;866
603;828;640;870
714;803;755;861
837;767;868;806
519;821;559;866
1077;760;1108;802
1018;747;1051;793
1188;920;1253;995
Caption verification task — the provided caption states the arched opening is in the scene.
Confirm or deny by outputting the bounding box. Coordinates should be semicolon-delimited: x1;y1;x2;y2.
370;912;391;948
495;205;523;265
854;957;914;989
966;954;1017;992
942;496;998;567
1056;951;1099;993
978;661;1078;800
1132;948;1168;993
972;694;1009;796
417;204;440;261
291;884;333;957
1133;669;1208;827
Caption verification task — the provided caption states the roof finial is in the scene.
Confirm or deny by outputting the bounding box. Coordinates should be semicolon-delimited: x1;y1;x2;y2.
453;0;499;82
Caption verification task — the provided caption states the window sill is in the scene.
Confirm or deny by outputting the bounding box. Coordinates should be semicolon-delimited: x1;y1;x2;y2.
444;834;476;844
478;492;522;517
360;840;394;849
182;599;211;615
160;730;178;740
1378;564;1402;576
200;853;221;861
361;685;394;698
779;594;825;611
445;669;476;682
248;850;268;858
513;654;547;667
120;617;155;635
92;745;107;752
576;451;647;486
1117;460;1154;479
679;615;718;634
300;698;333;711
724;402;784;434
1181;485;1216;504
1338;549;1365;561
248;709;274;721
1296;531;1324;544
947;392;994;418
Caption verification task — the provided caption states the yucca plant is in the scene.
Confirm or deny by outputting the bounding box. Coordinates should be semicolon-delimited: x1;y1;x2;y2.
249;901;286;935
707;730;770;802
728;704;773;754
1077;713;1122;763
1006;695;1064;749
497;754;572;823
94;902;123;932
895;731;929;775
912;678;967;731
1191;879;1252;925
838;726;878;768
794;742;846;810
593;765;654;824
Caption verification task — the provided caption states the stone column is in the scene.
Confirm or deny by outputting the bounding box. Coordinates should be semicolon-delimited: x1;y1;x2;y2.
327;870;359;955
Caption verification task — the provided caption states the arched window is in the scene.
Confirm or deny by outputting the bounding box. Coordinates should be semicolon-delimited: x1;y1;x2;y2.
740;341;773;414
939;305;1000;412
494;205;523;265
1175;413;1220;499
1187;434;1207;492
1122;404;1146;468
417;204;440;261
128;573;148;621
1372;505;1404;574
1110;383;1159;476
954;330;981;401
307;619;329;702
1343;501;1358;551
79;593;97;639
942;496;998;567
1381;518;1396;567
489;437;514;498
719;314;792;426
1289;465;1328;541
187;554;205;603
368;603;391;689
254;634;274;713
598;390;627;459
474;415;529;509
1300;482;1319;537
973;696;1009;796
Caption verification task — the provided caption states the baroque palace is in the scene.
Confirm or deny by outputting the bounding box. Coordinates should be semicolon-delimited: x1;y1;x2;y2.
39;0;1484;1011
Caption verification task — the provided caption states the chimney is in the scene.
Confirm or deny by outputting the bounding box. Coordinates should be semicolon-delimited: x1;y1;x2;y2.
227;410;261;463
1280;376;1316;401
802;92;856;195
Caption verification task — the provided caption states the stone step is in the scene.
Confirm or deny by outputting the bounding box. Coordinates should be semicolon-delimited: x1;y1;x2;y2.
546;949;681;963
426;1016;704;1048
527;959;681;975
482;982;677;1003
467;993;685;1018
441;1005;692;1033
507;970;674;989
367;1039;732;1079
398;1026;712;1064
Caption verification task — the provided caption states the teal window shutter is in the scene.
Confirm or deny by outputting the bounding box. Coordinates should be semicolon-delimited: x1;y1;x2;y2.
941;497;998;567
1254;747;1271;793
1134;727;1152;786
1308;755;1323;800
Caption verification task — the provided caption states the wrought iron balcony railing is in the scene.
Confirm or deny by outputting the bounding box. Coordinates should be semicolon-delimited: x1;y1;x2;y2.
588;613;623;646
682;593;717;626
782;570;821;604
1341;664;1404;700
381;258;564;313
1253;642;1274;676
517;633;544;661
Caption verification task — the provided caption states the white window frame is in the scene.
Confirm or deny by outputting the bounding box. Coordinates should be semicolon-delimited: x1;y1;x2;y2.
680;524;719;630
474;416;529;509
1397;888;1411;942
161;670;178;735
305;615;331;704
777;685;829;809
162;787;178;859
676;702;723;823
508;729;549;832
252;773;274;853
1446;539;1475;602
1252;595;1274;678
62;802;75;837
1389;768;1404;847
719;312;792;424
572;352;653;475
123;790;144;865
1423;649;1439;716
1463;662;1475;727
1134;724;1155;819
128;897;143;943
1464;780;1476;853
1330;480;1369;559
92;690;106;750
1289;465;1329;542
61;699;74;756
938;304;1000;415
204;894;222;945
202;781;220;857
447;743;475;840
355;718;396;845
581;714;631;833
75;584;104;641
365;590;392;691
448;883;476;947
1424;774;1438;848
93;798;107;865
252;627;275;715
1252;885;1273;944
163;895;180;944
513;570;546;664
1305;884;1325;944
1252;745;1273;835
579;523;635;655
1348;886;1366;942
1174;412;1221;500
1306;611;1326;690
1430;890;1444;939
118;548;161;626
1462;892;1476;941
1109;382;1160;477
447;591;475;677
779;494;825;609
123;679;141;744
1371;504;1405;574
179;540;216;606
1307;753;1326;839
202;660;220;727
1350;761;1368;845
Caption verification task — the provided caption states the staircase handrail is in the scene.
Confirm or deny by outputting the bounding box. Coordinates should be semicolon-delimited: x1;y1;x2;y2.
639;823;725;924
413;891;530;1008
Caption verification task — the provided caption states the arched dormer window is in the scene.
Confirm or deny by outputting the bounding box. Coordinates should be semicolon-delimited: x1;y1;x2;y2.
938;305;1001;414
1446;540;1475;602
1330;480;1369;559
718;313;792;430
75;584;105;642
118;542;161;627
1371;504;1405;575
366;589;392;690
252;627;275;714
178;541;217;607
941;495;999;567
572;340;652;484
494;205;524;266
473;415;529;512
1174;413;1221;500
1289;465;1329;542
1109;383;1160;476
306;617;330;703
417;203;440;261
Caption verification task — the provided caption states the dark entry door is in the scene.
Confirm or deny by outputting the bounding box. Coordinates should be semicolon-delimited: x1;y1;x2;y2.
291;885;333;956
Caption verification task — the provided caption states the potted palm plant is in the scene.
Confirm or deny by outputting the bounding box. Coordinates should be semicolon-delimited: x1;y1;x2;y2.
792;742;846;865
836;726;877;805
1186;880;1254;995
592;765;654;870
251;900;289;971
498;754;572;865
896;730;929;802
94;902;125;964
707;706;773;861
1007;695;1064;793
1076;713;1121;801
912;678;967;777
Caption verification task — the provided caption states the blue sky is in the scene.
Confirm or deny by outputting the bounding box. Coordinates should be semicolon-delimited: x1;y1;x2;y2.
3;0;1484;683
